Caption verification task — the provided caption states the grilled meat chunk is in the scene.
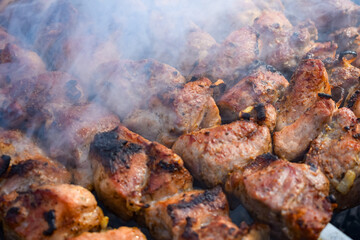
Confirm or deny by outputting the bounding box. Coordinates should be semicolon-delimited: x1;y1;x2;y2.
172;120;272;188
305;42;338;63
93;59;186;119
306;108;360;209
218;65;288;122
329;57;360;94
190;27;260;85
41;102;120;189
68;227;147;240
0;43;46;91
144;187;240;240
254;10;317;72
0;184;105;240
330;27;360;68
282;0;360;33
345;87;360;117
90;125;192;220
276;59;331;131
177;26;218;77
0;71;86;129
0;129;71;195
274;97;335;161
124;77;221;147
225;154;333;240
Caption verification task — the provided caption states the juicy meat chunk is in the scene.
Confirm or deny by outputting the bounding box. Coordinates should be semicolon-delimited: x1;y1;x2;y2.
41;102;120;189
225;154;333;240
0;71;86;129
124;77;221;147
306;108;360;209
254;10;317;72
217;65;288;122
276;59;331;131
190;27;260;85
0;184;105;240
172;120;272;187
282;0;360;33
89;125;192;220
177;26;218;77
93;59;186;119
329;58;360;93
68;227;147;240
0;43;46;91
0;129;71;195
274;97;335;161
345;87;360;117
144;187;235;240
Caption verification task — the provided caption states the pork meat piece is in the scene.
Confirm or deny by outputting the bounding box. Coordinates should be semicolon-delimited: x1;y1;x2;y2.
305;108;360;209
68;227;147;240
330;27;360;68
254;10;317;72
190;27;260;85
345;87;360;117
172;120;272;188
0;43;46;91
177;25;218;77
274;97;335;161
282;0;360;33
225;154;333;240
144;187;249;240
0;184;105;240
328;56;360;94
276;59;331;131
92;59;186;119
41;102;120;189
124;77;221;147
217;64;288;122
305;42;338;64
89;125;192;220
0;71;87;130
0;129;71;195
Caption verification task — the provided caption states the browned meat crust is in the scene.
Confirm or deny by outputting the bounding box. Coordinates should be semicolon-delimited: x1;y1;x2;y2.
306;108;360;209
89;125;192;220
225;154;333;240
68;227;147;240
276;59;331;131
172;120;272;188
218;65;288;122
124;77;221;147
0;184;105;240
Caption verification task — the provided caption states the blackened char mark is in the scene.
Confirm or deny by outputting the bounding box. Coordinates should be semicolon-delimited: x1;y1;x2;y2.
347;90;360;108
166;187;224;224
157;160;181;173
43;210;57;236
6;160;52;178
181;217;199;240
254;103;266;121
91;129;143;173
0;155;11;177
245;153;278;171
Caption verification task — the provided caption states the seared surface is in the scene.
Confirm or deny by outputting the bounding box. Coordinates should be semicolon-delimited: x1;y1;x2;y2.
90;125;192;220
0;184;104;240
218;65;288;122
124;77;221;147
68;227;147;240
0;129;71;195
144;187;230;240
306;108;360;209
172;120;271;188
274;97;335;161
225;154;332;240
276;59;331;131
